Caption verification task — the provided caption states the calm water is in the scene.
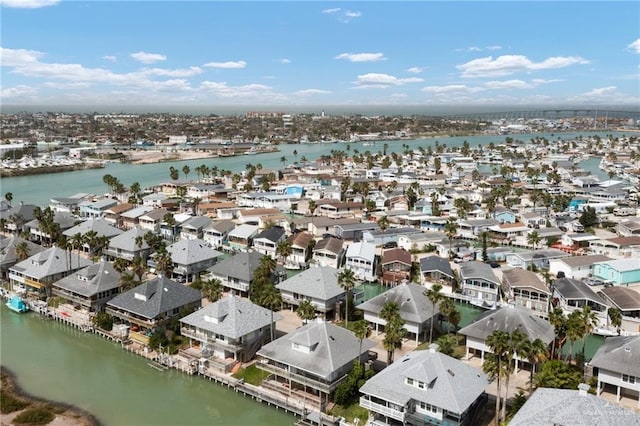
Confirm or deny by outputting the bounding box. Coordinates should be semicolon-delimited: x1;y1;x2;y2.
1;131;625;206
0;304;295;426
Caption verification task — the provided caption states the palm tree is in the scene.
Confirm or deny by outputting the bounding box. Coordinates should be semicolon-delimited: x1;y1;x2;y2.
380;301;399;323
4;191;13;207
548;307;567;360
119;271;138;291
276;240;293;265
424;284;442;344
307;199;317;216
608;307;622;335
202;278;223;302
383;315;406;365
377;215;389;232
501;330;528;422
485;330;510;425
131;256;148;282
338;268;356;328
566;310;584;363
260;286;282;341
444;218;458;259
15;241;30;261
527;231;541;251
522;338;549;394
579;305;598;356
182;165;190;180
352;320;372;363
113;257;130;273
296;299;315;324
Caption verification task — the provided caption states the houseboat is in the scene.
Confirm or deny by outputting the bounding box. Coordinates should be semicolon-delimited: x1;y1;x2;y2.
6;295;29;313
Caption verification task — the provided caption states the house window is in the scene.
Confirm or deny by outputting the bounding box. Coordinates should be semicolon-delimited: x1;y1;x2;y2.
622;374;636;384
406;378;414;386
417;401;438;414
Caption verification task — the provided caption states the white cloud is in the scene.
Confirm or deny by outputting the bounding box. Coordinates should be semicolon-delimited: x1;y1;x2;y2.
628;39;640;53
0;47;44;66
407;67;425;74
457;54;589;77
130;51;167;64
344;10;361;18
322;7;341;14
141;67;203;77
457;45;503;53
335;52;387;62
0;0;59;8
486;45;503;51
354;73;424;88
279;58;291;64
566;86;639;105
44;81;93;90
203;60;247;69
102;55;117;62
199;81;285;101
0;84;37;98
422;84;484;94
484;79;532;89
294;89;332;96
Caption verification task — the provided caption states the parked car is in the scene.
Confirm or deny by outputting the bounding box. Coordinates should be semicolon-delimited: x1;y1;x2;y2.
487;261;501;268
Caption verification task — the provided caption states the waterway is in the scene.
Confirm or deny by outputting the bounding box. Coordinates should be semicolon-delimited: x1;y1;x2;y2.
0;304;295;425
0;131;627;207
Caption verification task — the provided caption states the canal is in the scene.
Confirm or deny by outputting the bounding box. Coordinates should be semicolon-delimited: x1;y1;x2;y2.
0;304;295;425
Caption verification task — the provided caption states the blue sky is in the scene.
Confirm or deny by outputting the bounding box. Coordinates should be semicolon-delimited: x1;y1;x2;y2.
1;1;639;108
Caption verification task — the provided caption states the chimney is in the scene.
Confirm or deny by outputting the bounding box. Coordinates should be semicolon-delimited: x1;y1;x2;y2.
578;383;590;396
429;343;440;354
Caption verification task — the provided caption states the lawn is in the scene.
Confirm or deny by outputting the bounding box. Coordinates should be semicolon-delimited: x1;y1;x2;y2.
328;401;369;424
232;363;265;386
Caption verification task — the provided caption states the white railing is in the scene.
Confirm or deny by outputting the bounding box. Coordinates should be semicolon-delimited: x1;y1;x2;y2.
359;397;406;422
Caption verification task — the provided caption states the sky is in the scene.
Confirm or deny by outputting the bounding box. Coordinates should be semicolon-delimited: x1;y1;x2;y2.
1;1;639;110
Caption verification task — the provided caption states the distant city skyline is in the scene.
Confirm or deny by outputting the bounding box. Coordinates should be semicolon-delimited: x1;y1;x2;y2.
1;1;639;108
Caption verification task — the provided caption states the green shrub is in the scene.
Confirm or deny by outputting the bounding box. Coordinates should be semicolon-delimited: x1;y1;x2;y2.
0;390;30;413
13;407;55;424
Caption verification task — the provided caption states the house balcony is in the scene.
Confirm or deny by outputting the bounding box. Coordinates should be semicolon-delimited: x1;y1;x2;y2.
359;397;407;422
259;362;346;394
180;328;243;352
104;248;137;261
106;307;157;329
51;288;92;308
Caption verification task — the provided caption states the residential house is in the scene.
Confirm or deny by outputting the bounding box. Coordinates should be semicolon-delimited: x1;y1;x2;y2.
106;275;202;345
311;237;344;269
226;224;259;252
179;215;212;241
236;208;287;229
593;258;640;286
62;218;123;248
520;212;547;229
276;266;345;318
457;218;498;240
316;201;363;219
459;261;501;308
509;386;640;426
549;254;612;280
617;219;640;237
206;251;284;297
419;255;455;287
552;277;609;328
0;202;39;234
180;295;282;371
345;241;377;282
252;226;286;258
162;238;222;283
26;212;77;245
49;194;90;214
334;223;378;241
590;236;640;259
505;248;570;270
291;216;360;238
203;219;236;249
103;203;134;228
363;227;422;247
458;306;554;363
493;207;517;224
501;268;551;317
257;319;376;409
359;347;488;426
488;222;530;245
0;236;45;279
397;232;445;252
590;335;640;408
51;260;121;312
138;208;169;233
380;248;412;285
119;206;154;230
78;198;118;219
104;227;152;262
8;246;93;295
285;231;313;269
598;286;640;333
356;282;439;344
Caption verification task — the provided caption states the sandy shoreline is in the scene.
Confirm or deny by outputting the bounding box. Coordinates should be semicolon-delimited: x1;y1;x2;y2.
0;366;101;426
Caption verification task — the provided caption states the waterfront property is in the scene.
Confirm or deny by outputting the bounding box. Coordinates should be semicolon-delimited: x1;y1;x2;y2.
345;241;377;282
106;275;202;344
51;260;121;312
552;277;609;328
505;248;570;270
276;266;345;318
0;236;45;279
548;254;612;280
311;236;344;269
252;226;286;258
206;251;285;297
419;255;455;287
180;295;281;371
257;319;376;410
380;248;412;286
458;261;501;308
590;335;640;408
203;219;236;249
104;227;152;261
501;268;551;317
226;224;259;252
458;305;554;363
593;258;640;287
163;238;222;283
356;281;439;344
359;346;488;426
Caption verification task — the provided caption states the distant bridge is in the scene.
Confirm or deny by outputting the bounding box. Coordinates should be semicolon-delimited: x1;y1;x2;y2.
440;109;640;121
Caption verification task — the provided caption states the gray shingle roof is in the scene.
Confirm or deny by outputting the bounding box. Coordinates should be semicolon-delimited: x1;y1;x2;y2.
10;246;93;280
560;254;612;268
554;277;606;305
509;387;640;426
356;282;439;324
167;238;222;265
276;266;345;301
254;226;285;243
107;275;201;320
501;268;550;294
257;320;376;380
590;335;640;377
0;236;45;269
313;237;343;255
359;349;488;415
53;260;121;297
458;305;555;344
460;261;499;284
180;215;211;230
179;295;281;339
62;218;123;238
419;255;454;278
207;251;265;282
107;227;150;251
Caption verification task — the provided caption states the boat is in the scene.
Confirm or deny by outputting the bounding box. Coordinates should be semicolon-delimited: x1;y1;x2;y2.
6;295;29;313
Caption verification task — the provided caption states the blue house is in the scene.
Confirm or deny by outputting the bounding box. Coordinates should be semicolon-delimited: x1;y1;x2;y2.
493;207;517;224
569;198;588;212
593;258;640;286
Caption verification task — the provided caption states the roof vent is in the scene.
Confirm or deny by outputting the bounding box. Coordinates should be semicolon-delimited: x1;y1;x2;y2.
624;347;631;352
578;383;590;396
